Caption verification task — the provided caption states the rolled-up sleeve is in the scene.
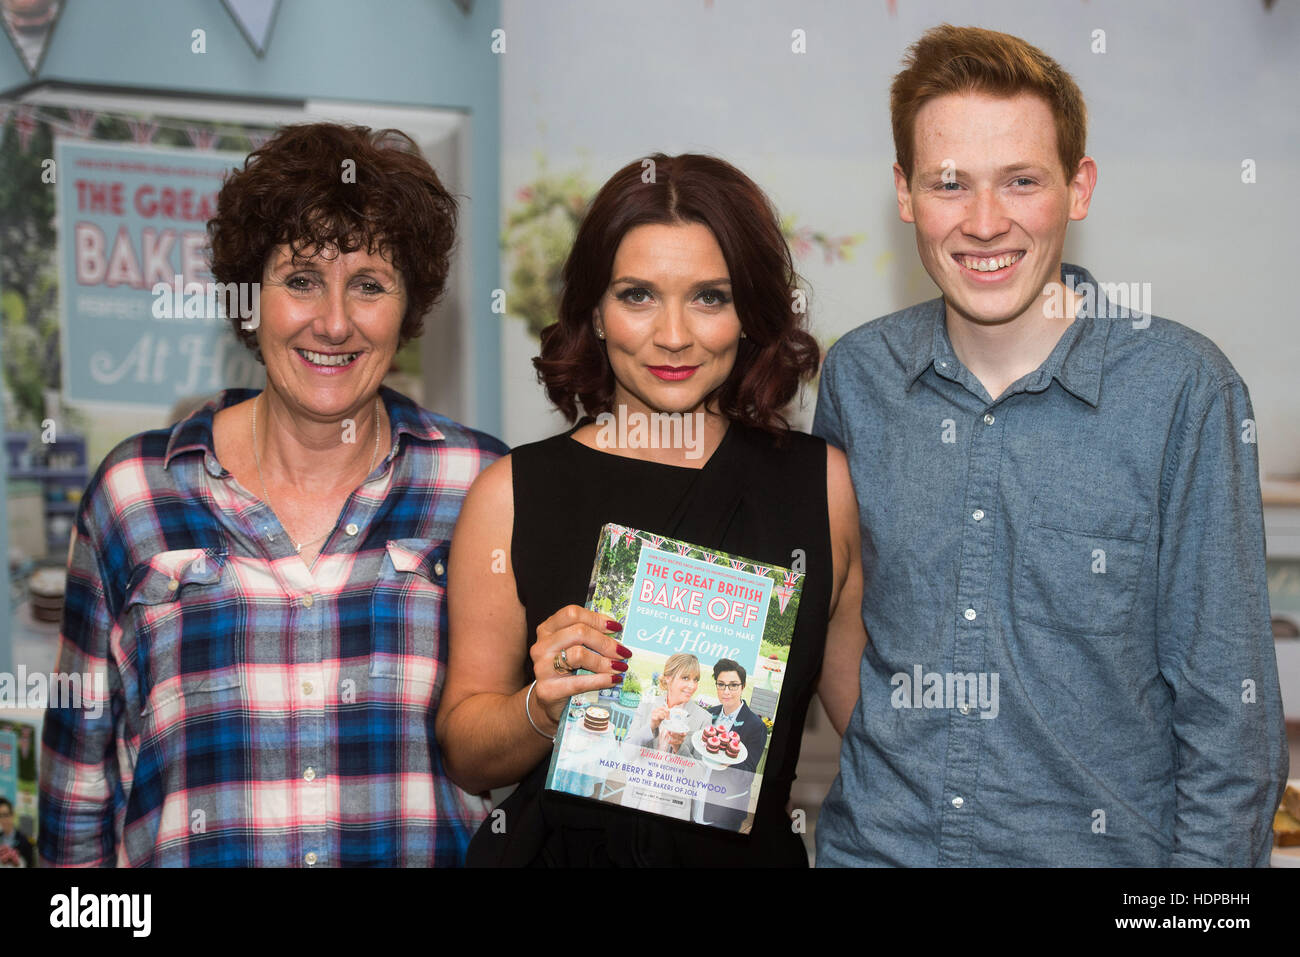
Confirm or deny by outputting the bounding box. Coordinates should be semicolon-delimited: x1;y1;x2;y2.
38;521;124;867
1156;379;1289;866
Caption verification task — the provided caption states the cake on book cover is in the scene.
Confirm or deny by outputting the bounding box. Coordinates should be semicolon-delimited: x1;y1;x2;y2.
545;523;804;833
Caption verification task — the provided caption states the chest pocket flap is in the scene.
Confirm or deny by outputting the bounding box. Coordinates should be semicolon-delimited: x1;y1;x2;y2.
370;539;449;683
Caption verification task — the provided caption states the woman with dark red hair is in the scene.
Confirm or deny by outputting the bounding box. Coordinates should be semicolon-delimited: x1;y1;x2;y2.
438;154;868;866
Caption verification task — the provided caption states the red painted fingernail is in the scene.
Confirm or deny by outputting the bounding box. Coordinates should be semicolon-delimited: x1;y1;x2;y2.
606;620;623;632
612;674;624;685
616;644;633;658
611;660;628;672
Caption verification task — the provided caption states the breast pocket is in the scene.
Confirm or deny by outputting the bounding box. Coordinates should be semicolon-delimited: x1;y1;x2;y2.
370;538;449;691
122;548;242;714
1013;504;1151;637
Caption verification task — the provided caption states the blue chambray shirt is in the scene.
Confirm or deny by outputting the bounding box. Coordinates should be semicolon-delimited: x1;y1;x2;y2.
813;264;1288;867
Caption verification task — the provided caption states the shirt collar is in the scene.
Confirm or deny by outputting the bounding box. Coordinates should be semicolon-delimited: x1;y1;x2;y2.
902;262;1109;408
162;385;446;471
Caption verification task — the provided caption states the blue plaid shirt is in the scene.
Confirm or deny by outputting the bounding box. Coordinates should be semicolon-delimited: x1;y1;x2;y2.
814;264;1288;867
39;387;507;866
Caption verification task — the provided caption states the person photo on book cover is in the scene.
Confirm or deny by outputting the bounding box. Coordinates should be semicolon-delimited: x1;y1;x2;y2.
813;25;1288;867
707;659;767;773
0;797;34;868
626;653;711;754
437;152;870;866
38;123;508;867
699;658;768;830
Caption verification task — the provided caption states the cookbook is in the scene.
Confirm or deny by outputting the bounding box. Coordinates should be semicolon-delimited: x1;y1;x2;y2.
544;523;804;833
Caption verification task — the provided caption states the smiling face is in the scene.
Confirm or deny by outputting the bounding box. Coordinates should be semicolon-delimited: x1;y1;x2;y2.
664;667;701;708
594;222;742;418
257;243;406;423
895;91;1095;329
715;670;744;713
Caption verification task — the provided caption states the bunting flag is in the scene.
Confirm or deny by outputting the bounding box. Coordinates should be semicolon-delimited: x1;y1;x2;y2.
126;118;158;144
220;0;281;57
13;104;37;152
1;0;64;76
0;104;278;150
186;126;220;150
647;534;664;549
753;565;770;579
622;529;635;547
775;570;801;614
67;108;97;138
676;542;691;556
729;558;746;571
775;586;794;614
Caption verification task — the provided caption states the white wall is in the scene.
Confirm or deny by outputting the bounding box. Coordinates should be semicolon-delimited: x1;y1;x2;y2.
500;0;1300;478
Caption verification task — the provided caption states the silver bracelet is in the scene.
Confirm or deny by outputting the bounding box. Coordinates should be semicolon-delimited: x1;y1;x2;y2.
524;680;555;742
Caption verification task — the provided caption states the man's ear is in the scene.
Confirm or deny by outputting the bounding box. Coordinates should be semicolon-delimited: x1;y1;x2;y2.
893;162;916;224
1068;156;1098;222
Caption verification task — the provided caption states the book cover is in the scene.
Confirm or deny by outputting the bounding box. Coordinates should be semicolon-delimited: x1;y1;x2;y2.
545;523;804;833
0;712;42;860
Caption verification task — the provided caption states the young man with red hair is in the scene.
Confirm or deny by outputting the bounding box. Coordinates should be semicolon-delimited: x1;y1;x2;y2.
814;25;1287;867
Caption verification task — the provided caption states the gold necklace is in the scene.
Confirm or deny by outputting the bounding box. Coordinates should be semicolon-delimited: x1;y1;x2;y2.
251;395;383;554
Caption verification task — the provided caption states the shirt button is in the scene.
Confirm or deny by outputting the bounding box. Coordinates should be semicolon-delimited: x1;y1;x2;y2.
972;509;985;522
302;681;314;696
167;578;179;591
951;796;965;808
983;413;995;425
304;852;317;865
304;767;316;782
345;523;359;536
434;561;445;577
963;608;977;621
301;594;314;608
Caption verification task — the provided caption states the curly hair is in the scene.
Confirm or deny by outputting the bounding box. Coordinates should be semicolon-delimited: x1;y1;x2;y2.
533;153;820;436
207;123;457;358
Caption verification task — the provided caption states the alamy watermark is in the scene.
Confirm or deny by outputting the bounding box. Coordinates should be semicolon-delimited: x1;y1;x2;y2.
1045;274;1152;329
891;665;999;719
151;275;260;330
0;667;105;719
594;407;706;460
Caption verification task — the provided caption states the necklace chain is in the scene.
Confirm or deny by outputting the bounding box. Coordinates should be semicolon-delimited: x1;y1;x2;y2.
251;395;382;554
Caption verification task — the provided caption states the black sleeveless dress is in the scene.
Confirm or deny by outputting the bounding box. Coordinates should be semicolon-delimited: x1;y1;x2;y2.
466;421;832;867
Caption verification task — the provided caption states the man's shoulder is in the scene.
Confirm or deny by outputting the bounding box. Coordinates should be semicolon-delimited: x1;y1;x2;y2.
1102;312;1244;397
825;297;943;363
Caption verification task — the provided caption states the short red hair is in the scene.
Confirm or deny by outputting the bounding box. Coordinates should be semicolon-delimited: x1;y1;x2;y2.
892;24;1088;183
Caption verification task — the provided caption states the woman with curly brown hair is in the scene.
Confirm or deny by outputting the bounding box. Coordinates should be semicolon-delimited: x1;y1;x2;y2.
437;153;868;866
39;123;507;867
